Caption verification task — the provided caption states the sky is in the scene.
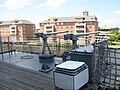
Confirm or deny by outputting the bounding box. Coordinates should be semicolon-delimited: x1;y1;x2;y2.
0;0;120;29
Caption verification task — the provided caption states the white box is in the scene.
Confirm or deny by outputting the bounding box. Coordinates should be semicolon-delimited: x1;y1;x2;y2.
54;61;89;90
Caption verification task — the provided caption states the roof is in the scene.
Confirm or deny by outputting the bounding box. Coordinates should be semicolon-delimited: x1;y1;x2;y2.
83;9;89;13
0;20;34;25
41;15;97;23
56;17;75;22
100;26;111;29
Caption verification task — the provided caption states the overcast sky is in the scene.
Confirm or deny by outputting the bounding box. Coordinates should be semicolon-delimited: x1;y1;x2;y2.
0;0;120;29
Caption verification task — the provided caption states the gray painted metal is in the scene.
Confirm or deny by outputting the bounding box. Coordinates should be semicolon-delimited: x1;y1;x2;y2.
93;40;120;90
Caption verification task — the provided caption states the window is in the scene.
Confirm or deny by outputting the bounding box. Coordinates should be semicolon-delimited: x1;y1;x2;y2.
75;18;81;20
12;31;15;33
23;32;25;34
61;22;63;25
76;26;84;29
15;21;18;23
89;22;92;24
57;23;59;25
47;31;52;33
66;27;69;29
76;31;83;33
46;26;52;29
83;17;85;20
11;27;15;29
23;27;25;30
89;26;92;32
89;26;92;28
18;27;21;29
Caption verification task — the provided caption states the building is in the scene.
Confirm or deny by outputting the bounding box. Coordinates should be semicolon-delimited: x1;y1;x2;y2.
40;10;98;35
0;20;35;42
99;25;112;36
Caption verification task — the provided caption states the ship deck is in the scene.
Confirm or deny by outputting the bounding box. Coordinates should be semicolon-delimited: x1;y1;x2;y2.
0;60;55;90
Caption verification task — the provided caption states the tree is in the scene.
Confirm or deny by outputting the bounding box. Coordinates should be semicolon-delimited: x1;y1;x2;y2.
110;27;119;35
108;27;120;41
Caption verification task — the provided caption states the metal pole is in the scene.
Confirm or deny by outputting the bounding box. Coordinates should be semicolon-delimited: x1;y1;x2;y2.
8;36;10;51
58;36;61;50
0;36;3;54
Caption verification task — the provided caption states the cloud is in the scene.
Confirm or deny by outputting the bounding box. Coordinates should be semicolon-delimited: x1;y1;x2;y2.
1;0;35;10
99;18;120;28
0;5;3;7
37;0;68;9
113;10;120;14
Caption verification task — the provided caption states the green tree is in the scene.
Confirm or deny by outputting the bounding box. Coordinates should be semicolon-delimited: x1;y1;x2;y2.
110;27;119;35
116;34;120;41
108;34;116;41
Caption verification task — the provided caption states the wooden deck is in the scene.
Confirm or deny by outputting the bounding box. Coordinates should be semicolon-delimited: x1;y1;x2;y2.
0;61;55;90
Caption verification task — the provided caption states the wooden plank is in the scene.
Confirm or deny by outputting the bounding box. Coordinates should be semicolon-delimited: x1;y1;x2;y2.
0;61;55;90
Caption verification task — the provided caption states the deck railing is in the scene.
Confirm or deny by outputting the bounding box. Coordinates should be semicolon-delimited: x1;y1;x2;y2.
0;35;108;55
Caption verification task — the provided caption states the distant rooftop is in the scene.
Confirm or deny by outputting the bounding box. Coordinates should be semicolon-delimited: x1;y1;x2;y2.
83;9;89;13
41;10;97;23
41;16;97;23
100;25;111;29
0;19;34;25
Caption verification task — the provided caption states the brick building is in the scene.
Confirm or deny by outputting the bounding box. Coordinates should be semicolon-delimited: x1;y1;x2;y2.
0;20;35;42
40;10;98;35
